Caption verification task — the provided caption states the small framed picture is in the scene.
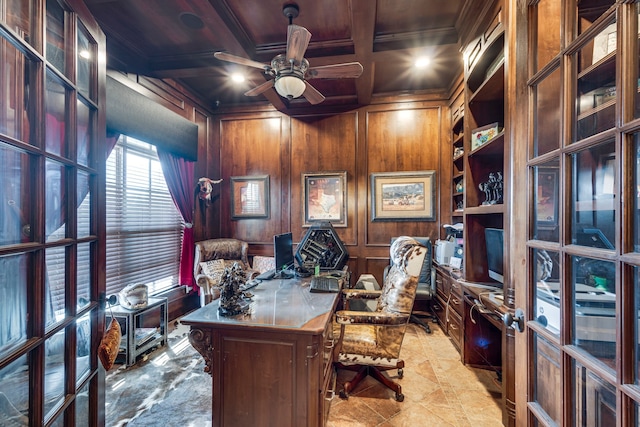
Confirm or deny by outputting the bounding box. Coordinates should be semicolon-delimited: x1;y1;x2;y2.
302;171;347;227
230;175;270;219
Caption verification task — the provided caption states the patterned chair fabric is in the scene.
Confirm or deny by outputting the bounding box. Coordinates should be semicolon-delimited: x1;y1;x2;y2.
193;238;257;294
334;236;427;401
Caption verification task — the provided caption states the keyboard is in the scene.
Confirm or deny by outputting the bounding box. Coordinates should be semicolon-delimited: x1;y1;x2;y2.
309;276;341;293
255;269;276;281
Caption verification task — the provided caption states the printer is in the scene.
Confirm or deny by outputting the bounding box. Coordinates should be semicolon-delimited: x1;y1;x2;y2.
434;239;456;265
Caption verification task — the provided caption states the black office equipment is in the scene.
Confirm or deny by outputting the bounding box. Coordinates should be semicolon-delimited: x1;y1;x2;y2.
296;222;348;271
309;276;341;293
273;232;294;279
485;228;504;285
255;269;276;281
575;227;614;250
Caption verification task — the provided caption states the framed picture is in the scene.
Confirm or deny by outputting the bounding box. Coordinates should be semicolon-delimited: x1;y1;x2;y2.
536;168;558;226
230;175;270;219
302;171;347;227
370;171;436;221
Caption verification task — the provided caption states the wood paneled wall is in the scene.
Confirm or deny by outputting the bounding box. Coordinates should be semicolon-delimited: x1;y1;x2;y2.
209;102;452;283
110;71;454;285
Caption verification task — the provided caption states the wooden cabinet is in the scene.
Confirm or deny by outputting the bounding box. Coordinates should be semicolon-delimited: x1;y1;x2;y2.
433;263;463;352
451;91;465;219
462;3;507;287
458;2;514;426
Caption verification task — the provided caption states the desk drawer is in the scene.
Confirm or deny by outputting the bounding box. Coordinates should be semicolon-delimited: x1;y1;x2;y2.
447;309;462;352
449;282;464;316
432;294;448;332
435;272;450;301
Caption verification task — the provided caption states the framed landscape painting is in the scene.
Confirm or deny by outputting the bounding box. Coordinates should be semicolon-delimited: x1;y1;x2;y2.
370;171;436;221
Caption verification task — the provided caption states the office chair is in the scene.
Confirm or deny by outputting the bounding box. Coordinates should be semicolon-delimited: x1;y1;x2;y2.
384;236;436;333
334;237;428;402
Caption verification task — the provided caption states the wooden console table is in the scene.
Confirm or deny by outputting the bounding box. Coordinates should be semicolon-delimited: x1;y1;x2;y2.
181;277;339;427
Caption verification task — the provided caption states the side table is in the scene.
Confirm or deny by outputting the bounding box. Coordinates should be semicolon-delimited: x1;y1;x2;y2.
107;297;168;366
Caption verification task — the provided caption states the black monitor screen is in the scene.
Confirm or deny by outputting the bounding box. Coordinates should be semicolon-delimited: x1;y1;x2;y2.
485;228;504;285
274;232;294;273
575;228;614;250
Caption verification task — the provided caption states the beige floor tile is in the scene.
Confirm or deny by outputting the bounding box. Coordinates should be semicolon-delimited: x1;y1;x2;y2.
327;322;503;426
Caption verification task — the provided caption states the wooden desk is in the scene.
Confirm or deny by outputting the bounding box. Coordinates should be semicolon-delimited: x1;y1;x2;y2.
181;278;339;427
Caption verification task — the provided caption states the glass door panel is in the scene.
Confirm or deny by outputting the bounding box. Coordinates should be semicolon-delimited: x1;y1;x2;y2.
534;249;561;335
573;360;617;426
571;256;616;368
533;333;561;424
534;163;560;241
571;141;616;250
574;22;617;142
534;0;562;73
577;1;616;38
533;68;562;157
45;0;65;75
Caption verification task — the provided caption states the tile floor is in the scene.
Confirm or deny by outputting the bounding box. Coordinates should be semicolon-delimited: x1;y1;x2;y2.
327;322;504;427
106;320;503;426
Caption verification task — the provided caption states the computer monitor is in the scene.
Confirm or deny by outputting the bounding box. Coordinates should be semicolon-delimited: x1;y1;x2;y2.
575;227;614;250
273;232;294;279
485;228;504;285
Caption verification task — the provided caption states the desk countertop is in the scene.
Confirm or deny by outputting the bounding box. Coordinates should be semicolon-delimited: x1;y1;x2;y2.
181;278;339;332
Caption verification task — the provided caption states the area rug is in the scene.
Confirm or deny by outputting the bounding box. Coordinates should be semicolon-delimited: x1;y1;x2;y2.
105;321;212;427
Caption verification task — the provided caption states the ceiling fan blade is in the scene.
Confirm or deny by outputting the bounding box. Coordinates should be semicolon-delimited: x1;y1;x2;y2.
214;52;269;70
244;80;274;96
302;81;325;105
286;24;312;63
307;62;364;79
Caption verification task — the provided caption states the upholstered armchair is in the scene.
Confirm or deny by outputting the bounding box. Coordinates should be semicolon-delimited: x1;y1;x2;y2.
334;236;427;402
193;238;258;303
384;236;436;333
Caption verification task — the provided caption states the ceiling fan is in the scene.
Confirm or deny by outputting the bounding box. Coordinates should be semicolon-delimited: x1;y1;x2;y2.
214;3;363;105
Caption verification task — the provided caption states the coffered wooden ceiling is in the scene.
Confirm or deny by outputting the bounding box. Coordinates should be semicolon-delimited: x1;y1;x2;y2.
85;0;484;115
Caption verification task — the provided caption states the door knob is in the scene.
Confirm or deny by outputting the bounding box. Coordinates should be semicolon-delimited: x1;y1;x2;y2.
503;308;525;333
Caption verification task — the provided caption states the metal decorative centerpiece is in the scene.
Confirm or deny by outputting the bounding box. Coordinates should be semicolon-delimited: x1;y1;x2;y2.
479;171;503;205
218;262;251;316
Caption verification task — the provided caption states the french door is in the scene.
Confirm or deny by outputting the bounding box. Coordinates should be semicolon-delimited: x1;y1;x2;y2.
0;0;106;425
519;0;640;425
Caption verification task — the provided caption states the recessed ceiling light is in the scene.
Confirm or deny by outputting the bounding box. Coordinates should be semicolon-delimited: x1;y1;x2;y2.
231;73;245;83
415;57;430;68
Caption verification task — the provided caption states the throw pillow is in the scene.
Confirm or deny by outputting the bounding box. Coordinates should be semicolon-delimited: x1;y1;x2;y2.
99;318;121;370
200;259;226;285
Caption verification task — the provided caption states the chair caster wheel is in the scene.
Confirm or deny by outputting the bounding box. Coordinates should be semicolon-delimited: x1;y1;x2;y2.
396;393;404;402
398;368;404;379
339;390;349;399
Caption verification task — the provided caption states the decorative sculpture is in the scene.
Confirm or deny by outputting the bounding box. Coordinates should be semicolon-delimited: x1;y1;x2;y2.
218;262;251;316
479;171;503;205
196;177;223;203
195;177;223;219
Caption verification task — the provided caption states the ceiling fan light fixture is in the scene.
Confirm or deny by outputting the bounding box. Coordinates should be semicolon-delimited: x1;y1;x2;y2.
274;75;306;99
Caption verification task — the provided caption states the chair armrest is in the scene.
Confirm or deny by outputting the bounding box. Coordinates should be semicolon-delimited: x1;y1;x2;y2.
335;310;408;326
341;288;382;300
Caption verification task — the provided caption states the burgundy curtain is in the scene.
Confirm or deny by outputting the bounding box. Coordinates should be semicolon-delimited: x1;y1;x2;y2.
157;149;195;288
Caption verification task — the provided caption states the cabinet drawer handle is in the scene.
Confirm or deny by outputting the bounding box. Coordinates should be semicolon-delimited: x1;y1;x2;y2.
449;323;459;331
451;283;459;290
451;298;459;305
